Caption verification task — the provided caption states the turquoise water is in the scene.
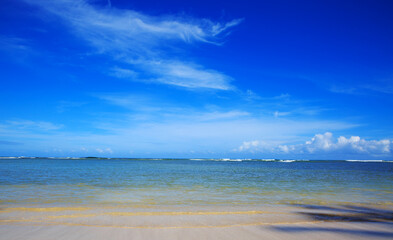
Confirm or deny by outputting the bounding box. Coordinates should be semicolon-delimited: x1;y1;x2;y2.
0;158;392;206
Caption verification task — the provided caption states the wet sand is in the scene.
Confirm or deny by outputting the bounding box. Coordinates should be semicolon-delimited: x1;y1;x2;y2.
1;204;393;239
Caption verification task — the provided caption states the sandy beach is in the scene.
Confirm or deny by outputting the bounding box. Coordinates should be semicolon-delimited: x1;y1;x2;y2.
1;203;393;239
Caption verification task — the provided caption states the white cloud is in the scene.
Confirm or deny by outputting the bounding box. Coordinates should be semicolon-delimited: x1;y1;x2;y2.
0;36;37;63
87;117;355;157
196;111;250;121
0;109;357;157
0;37;32;52
238;132;392;157
238;140;267;151
110;67;138;79
273;111;290;118
329;78;393;95
297;132;391;155
147;61;233;90
98;94;250;120
3;120;63;131
96;148;113;154
80;147;88;152
24;0;240;90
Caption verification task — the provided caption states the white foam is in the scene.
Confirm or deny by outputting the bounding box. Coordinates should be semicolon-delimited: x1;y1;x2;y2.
346;160;384;162
279;160;295;163
215;158;243;162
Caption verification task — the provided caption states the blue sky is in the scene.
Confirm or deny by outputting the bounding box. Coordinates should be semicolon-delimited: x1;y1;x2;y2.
0;0;392;159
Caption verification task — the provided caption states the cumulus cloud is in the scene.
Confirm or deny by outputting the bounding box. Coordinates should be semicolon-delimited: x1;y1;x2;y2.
297;132;391;154
238;132;392;157
24;0;240;90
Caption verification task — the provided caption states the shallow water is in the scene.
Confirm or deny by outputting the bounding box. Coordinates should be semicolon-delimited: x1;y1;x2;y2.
0;158;392;206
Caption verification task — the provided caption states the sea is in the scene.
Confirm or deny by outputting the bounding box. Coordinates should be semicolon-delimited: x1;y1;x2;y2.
0;158;392;207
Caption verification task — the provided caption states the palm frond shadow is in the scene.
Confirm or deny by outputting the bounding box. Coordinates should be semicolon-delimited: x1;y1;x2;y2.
271;204;393;238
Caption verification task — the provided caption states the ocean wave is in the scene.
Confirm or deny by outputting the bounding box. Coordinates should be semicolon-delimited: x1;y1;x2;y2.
279;160;296;163
189;159;304;162
190;158;247;162
346;160;386;162
214;159;243;162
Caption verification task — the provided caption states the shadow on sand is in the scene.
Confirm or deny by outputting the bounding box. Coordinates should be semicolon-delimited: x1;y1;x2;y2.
271;204;393;238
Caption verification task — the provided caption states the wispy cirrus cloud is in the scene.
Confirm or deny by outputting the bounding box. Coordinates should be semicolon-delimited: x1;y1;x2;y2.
330;81;393;95
98;93;250;121
140;61;234;90
0;37;32;52
24;0;241;90
0;140;22;145
0;36;37;63
1;120;63;132
0;120;63;154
